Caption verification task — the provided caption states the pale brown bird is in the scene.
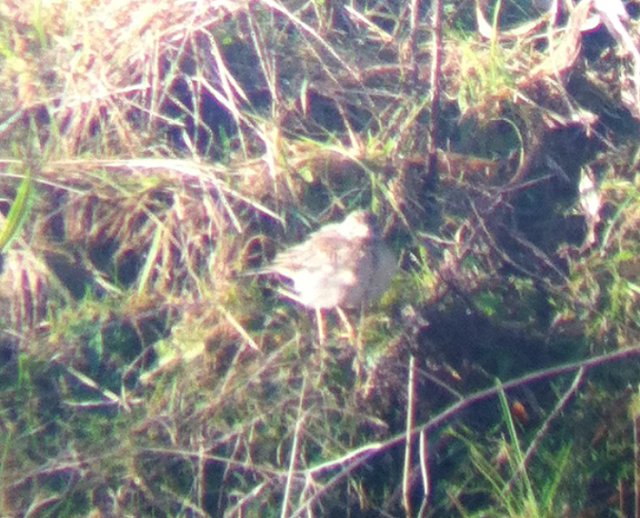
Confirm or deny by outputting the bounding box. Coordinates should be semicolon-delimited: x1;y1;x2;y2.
262;210;396;342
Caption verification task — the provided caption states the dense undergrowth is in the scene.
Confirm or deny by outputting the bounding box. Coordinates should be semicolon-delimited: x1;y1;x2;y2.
2;0;640;516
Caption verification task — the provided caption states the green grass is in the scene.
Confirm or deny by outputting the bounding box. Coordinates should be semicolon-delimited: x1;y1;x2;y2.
2;0;640;516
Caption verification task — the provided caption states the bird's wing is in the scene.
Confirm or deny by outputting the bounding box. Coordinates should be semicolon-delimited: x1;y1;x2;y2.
272;230;351;269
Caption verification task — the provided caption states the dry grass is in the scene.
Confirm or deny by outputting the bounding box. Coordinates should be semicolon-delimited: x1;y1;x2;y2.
2;0;640;516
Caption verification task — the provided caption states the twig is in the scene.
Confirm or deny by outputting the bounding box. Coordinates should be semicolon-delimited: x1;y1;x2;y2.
403;355;417;515
503;367;585;494
418;428;430;516
281;378;307;518
294;347;640;513
427;0;443;180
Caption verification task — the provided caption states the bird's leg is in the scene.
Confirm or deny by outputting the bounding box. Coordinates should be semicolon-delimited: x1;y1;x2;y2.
336;307;356;345
337;305;366;382
357;303;366;351
315;307;326;344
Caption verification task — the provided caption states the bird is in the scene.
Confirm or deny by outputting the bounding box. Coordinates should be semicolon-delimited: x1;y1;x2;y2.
260;210;397;343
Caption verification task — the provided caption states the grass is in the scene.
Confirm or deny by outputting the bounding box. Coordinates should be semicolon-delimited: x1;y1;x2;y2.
2;0;640;516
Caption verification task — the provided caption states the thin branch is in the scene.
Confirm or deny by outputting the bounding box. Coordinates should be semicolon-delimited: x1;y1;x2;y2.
402;355;417;515
426;0;443;178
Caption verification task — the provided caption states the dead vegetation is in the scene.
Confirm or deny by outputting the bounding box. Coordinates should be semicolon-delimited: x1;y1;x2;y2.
2;0;640;516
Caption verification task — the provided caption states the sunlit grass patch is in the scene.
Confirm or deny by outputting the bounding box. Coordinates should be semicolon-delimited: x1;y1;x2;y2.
2;0;640;515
